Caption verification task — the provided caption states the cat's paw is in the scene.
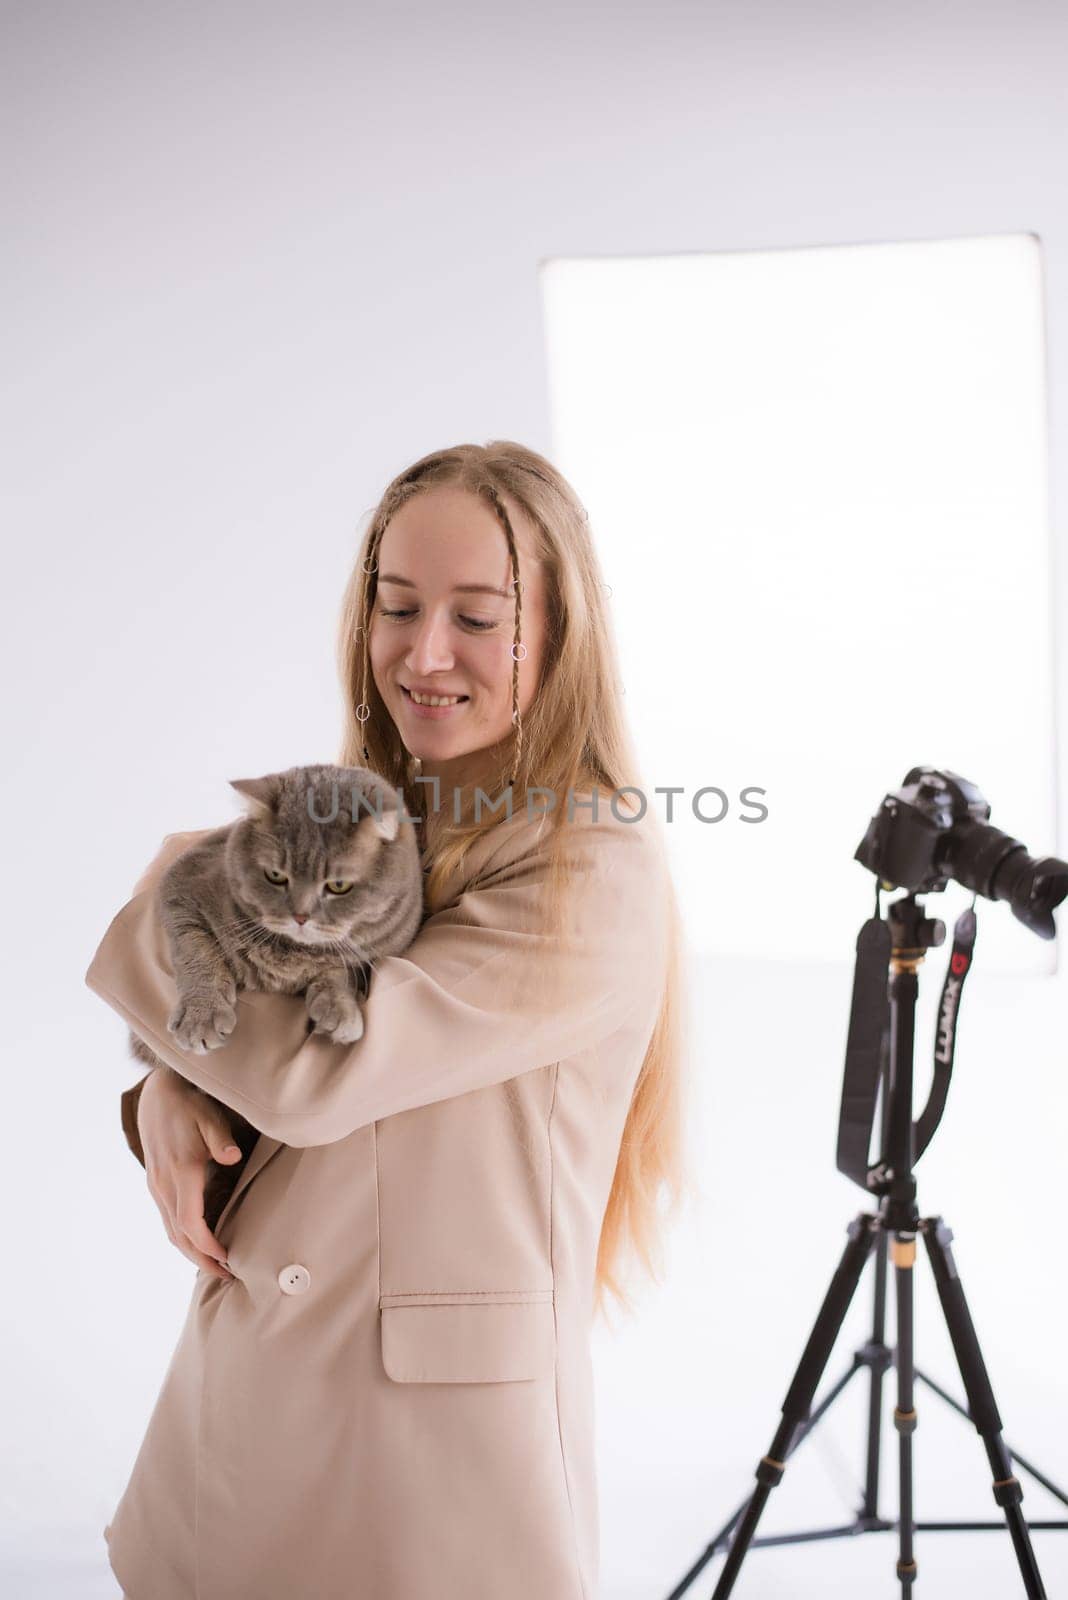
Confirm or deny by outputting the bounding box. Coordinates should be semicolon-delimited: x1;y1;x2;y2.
168;991;237;1054
305;982;365;1045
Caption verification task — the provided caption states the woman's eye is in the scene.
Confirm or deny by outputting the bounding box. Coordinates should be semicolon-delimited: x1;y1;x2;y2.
377;606;499;633
324;879;354;895
264;867;288;886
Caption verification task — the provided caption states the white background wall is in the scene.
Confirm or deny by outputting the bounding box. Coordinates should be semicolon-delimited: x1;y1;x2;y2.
3;3;1066;1596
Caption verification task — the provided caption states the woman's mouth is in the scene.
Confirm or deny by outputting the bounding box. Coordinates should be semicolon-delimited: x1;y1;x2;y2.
401;685;470;719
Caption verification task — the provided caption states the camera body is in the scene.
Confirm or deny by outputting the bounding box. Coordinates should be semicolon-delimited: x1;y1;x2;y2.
855;765;1065;940
854;766;990;895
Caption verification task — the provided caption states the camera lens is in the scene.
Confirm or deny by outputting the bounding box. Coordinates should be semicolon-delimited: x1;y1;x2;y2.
990;850;1068;941
947;821;1068;940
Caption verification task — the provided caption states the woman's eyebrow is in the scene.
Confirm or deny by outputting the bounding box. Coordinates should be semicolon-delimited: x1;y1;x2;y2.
377;573;512;598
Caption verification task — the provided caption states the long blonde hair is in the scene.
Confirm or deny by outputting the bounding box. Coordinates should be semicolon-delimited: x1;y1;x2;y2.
336;441;693;1319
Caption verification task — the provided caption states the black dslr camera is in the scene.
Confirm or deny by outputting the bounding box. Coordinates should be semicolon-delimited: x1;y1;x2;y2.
854;765;1068;941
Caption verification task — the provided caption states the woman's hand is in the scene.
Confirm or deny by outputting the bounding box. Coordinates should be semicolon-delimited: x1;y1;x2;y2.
137;1066;243;1281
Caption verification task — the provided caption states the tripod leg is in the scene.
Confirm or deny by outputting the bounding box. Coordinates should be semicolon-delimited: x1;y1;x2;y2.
711;1213;879;1598
923;1216;1047;1600
892;1235;918;1593
862;1226;893;1522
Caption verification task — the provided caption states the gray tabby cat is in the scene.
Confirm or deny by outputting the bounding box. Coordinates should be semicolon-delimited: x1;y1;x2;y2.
129;763;425;1225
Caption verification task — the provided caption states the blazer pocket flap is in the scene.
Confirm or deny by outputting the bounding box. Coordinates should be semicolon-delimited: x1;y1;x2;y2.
380;1296;556;1384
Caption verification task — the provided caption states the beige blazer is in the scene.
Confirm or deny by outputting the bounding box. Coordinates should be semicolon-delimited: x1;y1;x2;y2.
85;799;670;1600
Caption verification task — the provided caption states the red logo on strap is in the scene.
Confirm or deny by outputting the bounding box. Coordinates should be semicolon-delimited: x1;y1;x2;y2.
951;952;969;976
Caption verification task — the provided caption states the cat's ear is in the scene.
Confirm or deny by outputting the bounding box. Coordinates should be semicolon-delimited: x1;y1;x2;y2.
229;773;283;819
364;803;400;844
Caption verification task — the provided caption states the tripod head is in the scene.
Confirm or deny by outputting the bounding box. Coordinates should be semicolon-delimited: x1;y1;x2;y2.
884;894;945;966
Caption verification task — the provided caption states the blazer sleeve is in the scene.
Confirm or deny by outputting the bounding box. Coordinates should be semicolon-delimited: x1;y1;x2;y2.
85;813;668;1148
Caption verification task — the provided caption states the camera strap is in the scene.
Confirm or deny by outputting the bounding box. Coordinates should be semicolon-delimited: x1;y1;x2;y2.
913;902;977;1162
836;900;979;1192
836;913;892;1191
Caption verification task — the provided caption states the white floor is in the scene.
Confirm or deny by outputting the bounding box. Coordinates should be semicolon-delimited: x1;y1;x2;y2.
5;1526;1067;1599
612;1533;1068;1599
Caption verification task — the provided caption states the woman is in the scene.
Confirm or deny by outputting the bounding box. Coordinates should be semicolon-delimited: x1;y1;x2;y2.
86;441;690;1600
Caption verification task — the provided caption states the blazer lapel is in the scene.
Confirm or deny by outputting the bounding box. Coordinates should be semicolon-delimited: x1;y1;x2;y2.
215;1132;284;1232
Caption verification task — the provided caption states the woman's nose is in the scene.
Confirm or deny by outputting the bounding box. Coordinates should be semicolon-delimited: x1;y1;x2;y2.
405;616;455;673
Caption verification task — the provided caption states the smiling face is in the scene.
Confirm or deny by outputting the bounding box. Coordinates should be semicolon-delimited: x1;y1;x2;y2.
368;485;548;790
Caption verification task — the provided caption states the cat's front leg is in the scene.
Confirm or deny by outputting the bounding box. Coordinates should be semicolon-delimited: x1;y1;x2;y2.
163;921;239;1054
304;969;365;1045
168;976;238;1054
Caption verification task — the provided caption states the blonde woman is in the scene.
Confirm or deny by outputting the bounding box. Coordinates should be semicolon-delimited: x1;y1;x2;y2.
86;441;691;1600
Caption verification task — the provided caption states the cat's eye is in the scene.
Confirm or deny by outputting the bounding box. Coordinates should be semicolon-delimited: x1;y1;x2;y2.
324;879;354;895
264;867;289;886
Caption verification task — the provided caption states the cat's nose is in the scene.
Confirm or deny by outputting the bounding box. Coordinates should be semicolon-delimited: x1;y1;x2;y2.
293;913;309;925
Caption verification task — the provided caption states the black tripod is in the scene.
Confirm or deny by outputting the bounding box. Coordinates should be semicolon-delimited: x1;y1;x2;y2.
667;893;1068;1598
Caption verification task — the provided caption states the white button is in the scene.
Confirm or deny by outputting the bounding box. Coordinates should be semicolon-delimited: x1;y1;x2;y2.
277;1263;311;1295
